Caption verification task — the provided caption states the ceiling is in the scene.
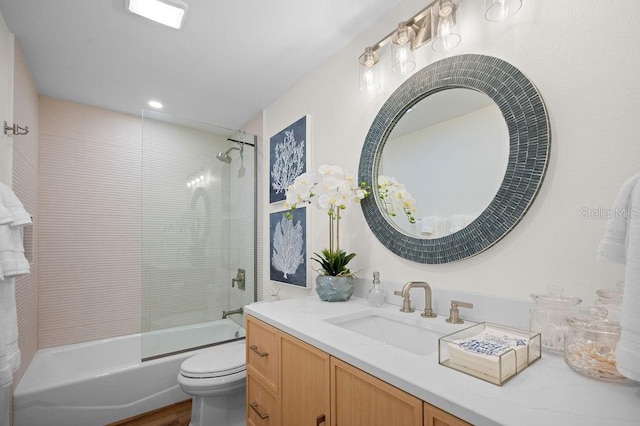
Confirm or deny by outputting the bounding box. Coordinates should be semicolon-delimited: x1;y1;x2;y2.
0;0;404;130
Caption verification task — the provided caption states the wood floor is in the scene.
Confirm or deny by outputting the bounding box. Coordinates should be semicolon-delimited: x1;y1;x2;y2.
106;399;192;426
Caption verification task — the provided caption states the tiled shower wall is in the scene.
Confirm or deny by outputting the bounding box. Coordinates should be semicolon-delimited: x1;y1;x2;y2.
38;97;143;347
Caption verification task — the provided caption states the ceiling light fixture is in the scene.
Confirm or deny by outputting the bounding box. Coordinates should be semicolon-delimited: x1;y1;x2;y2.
148;100;163;109
127;0;189;30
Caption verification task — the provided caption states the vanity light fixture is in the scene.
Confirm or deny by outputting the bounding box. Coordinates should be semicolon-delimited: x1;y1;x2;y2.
431;0;461;52
485;0;522;22
357;0;459;92
127;0;189;30
358;0;525;93
359;47;381;94
391;23;416;75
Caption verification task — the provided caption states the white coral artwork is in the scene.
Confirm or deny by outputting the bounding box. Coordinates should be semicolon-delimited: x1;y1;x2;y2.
271;215;304;279
270;116;306;203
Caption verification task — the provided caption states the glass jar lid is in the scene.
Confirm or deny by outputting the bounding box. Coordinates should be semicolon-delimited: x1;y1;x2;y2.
596;282;624;301
568;307;621;333
531;285;583;309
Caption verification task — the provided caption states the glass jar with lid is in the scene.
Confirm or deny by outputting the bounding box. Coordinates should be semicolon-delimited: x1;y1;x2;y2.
530;285;582;352
564;307;625;383
595;282;624;323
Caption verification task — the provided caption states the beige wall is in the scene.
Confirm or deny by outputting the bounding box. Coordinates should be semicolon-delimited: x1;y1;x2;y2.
12;43;38;389
263;0;640;305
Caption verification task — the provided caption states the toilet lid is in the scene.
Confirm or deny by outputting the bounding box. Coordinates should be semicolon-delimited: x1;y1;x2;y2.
180;342;246;379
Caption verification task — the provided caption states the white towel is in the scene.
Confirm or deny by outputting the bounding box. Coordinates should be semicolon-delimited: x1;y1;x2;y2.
596;174;640;264
0;278;20;377
0;182;31;277
597;173;640;381
0;183;32;226
0;205;12;226
0;224;30;277
419;216;439;234
449;214;476;233
0;283;11;386
0;184;31;391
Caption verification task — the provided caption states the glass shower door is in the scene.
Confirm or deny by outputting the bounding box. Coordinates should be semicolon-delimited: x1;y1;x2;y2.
141;110;255;360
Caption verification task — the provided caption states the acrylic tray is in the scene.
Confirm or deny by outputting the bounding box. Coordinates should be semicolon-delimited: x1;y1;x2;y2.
438;322;541;386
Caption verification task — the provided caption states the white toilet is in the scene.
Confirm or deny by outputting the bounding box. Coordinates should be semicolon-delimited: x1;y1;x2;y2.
178;340;246;426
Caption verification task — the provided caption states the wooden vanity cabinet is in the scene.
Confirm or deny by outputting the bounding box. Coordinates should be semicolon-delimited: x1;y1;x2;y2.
247;316;281;425
247;314;468;426
424;402;472;426
331;357;422;426
247;315;330;426
280;332;331;426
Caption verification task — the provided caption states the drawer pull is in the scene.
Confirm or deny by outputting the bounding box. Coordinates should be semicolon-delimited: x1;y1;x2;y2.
249;344;269;357
316;414;326;425
250;401;270;419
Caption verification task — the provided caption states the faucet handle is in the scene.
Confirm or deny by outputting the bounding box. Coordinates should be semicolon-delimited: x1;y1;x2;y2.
393;290;414;313
446;300;473;324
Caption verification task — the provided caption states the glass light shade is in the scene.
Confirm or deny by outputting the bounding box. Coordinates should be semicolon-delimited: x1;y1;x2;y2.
359;48;381;94
431;0;461;52
391;25;416;75
485;0;522;22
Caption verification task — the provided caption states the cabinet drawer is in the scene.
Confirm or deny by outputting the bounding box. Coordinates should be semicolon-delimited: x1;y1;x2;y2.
247;315;280;393
248;373;281;426
424;402;471;426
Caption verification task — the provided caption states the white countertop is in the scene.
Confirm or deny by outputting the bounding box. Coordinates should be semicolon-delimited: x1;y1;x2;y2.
245;296;640;426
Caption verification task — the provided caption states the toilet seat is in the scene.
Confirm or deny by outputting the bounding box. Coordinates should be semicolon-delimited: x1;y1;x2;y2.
180;341;246;379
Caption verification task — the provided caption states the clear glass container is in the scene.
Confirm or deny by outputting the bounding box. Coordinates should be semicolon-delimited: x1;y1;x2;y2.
367;271;386;307
595;282;624;323
530;285;582;352
564;307;625;383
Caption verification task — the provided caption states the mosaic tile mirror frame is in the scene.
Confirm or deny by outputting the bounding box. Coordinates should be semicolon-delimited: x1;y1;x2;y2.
358;54;550;264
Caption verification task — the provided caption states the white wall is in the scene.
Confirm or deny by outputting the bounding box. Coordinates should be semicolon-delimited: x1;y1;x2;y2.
0;10;13;185
262;0;640;305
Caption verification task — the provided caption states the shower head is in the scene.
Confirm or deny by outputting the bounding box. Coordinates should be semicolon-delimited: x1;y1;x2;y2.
216;147;240;163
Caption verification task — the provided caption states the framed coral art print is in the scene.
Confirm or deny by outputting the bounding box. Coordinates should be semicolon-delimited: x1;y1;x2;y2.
269;208;308;287
269;116;307;203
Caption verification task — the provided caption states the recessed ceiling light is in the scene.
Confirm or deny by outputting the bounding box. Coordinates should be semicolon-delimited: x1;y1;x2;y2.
148;100;163;109
127;0;188;30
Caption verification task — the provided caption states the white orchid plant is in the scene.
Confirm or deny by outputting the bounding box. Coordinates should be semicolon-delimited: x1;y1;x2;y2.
378;175;417;224
285;164;369;276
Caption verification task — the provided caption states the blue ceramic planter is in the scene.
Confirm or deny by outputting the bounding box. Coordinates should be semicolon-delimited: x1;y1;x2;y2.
315;275;356;302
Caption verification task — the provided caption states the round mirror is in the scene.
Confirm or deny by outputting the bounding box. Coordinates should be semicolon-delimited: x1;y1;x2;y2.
359;54;550;264
380;88;509;237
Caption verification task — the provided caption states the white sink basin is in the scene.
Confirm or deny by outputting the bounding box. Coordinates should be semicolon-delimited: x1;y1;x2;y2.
325;309;461;356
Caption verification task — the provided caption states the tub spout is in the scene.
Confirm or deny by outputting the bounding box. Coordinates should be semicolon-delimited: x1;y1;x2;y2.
222;307;243;319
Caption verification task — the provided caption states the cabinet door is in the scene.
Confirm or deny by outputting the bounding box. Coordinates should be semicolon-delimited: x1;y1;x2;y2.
280;333;330;426
330;357;422;426
424;402;471;426
248;372;281;426
247;316;280;394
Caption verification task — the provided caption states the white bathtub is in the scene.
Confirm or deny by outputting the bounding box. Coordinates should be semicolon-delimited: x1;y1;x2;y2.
13;319;245;426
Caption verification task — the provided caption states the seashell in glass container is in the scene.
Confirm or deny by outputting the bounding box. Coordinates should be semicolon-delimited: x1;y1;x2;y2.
564;307;625;383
